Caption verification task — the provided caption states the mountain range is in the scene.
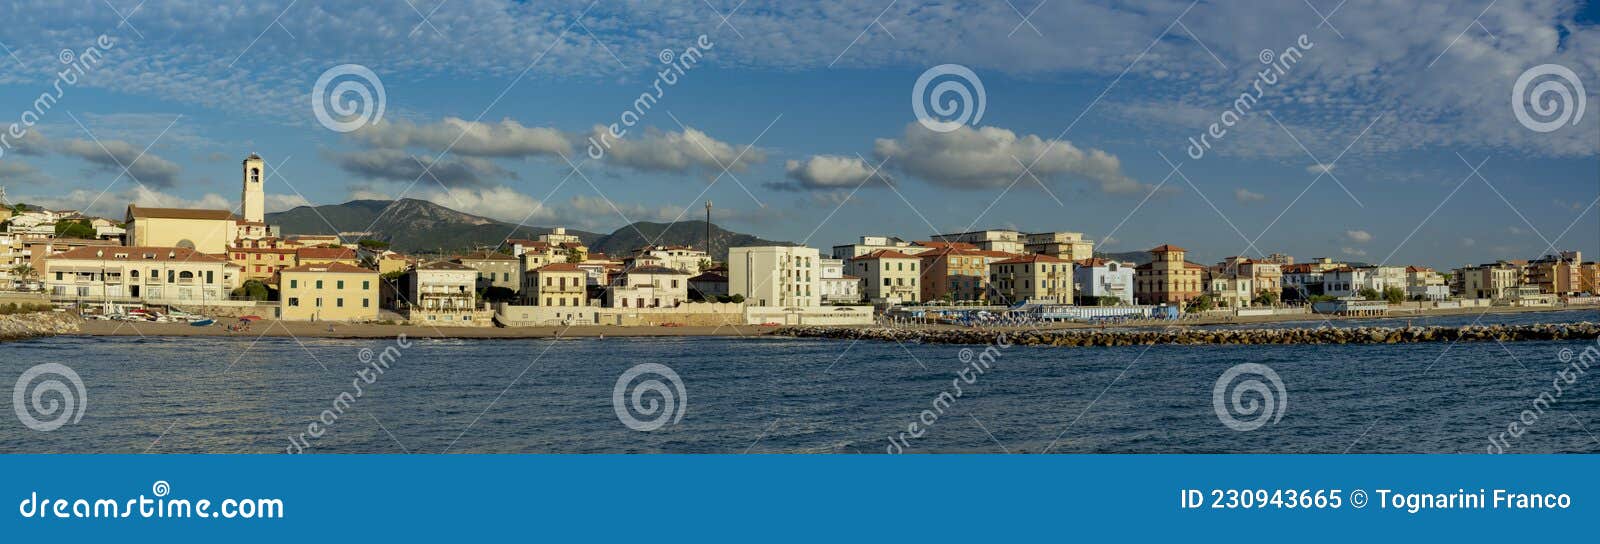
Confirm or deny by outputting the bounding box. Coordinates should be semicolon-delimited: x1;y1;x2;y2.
265;198;789;259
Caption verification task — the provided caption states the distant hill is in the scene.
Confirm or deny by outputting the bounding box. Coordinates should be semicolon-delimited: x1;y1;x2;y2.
1095;250;1155;265
588;220;789;261
266;199;786;259
266;199;603;253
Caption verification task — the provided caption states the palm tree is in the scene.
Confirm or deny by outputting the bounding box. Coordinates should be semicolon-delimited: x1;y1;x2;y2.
11;264;36;289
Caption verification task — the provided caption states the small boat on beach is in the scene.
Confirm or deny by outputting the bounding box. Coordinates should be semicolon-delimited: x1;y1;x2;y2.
189;319;215;327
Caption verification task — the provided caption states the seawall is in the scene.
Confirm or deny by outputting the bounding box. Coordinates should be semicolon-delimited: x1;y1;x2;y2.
774;322;1600;347
0;312;82;342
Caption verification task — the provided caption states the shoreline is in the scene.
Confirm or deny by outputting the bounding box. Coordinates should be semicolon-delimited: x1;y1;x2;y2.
48;304;1600;341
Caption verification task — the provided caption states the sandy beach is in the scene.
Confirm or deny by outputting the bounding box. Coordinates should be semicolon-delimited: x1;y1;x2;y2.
66;304;1598;340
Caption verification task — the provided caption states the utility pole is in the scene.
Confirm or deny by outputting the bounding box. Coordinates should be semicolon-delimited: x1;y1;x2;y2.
704;200;712;255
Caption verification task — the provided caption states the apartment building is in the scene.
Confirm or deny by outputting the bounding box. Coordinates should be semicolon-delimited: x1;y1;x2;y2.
988;253;1072;304
930;229;1025;254
831;236;933;260
43;246;240;304
605;265;690;308
455;250;522;292
850;249;921;304
1024;231;1094;261
526;262;587;307
279;263;378;321
729;246;820;307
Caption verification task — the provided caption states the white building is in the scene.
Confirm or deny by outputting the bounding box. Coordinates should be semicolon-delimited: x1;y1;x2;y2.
819;257;861;304
830;236;933;260
606;265;691;308
629;245;708;274
1073;258;1134;305
729;246;820;307
43;246;240;304
930;229;1025;254
1405;266;1450;301
408;261;480;319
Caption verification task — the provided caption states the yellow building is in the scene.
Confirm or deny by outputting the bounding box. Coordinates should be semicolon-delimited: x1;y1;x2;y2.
527;263;588;307
278;263;378;321
297;246;360;267
1134;244;1205;305
377;253;410;276
850;249;921;304
988;253;1073;304
126;205;238;255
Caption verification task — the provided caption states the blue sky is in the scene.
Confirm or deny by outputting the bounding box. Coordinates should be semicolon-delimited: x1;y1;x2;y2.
0;0;1596;269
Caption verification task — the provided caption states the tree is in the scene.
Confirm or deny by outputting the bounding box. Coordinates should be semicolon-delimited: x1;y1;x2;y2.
1096;295;1121;306
729;294;745;304
54;220;96;239
1186;294;1216;312
1382;286;1406;304
11;264;36;284
1358;287;1382;301
232;280;271;301
1252;290;1279;306
565;247;582;264
480;286;517;303
698;259;712;272
358;239;390;250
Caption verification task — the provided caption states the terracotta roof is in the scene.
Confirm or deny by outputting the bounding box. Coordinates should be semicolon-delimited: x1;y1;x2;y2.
914;241;978;250
623;265;690;275
1281;264;1319;273
1149;244;1187;253
416;260;474;271
993;253;1068;265
455;250;518;262
281;263;372;275
126;205;237;221
537;263;584;273
1076;258;1118;267
297;247;358;260
558;242;585;249
853;249;919;260
689;272;728;282
51;246;230;264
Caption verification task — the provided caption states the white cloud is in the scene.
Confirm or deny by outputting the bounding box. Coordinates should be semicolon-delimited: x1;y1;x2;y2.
415;186;557;224
873;123;1143;194
328;149;512;187
265;193;312;213
350;118;572;158
769;155;892;191
590;126;764;176
1460;237;1477;247
1344;230;1373;243
1507;226;1527;235
18;186;232;219
1306;164;1335;174
1341;247;1368;257
1234;188;1264;203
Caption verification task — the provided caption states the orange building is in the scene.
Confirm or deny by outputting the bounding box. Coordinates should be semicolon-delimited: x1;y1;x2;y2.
1134;244;1205;306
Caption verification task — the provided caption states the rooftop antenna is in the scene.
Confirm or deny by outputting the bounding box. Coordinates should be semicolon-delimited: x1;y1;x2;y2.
704;200;712;254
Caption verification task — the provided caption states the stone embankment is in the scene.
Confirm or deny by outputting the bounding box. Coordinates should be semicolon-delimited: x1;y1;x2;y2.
774;322;1600;347
0;312;82;342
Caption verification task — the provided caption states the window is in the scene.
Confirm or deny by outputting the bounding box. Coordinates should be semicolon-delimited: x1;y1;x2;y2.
315;298;323;307
288;297;300;307
290;280;298;289
362;299;369;308
337;280;345;289
316;280;323;289
362;281;370;290
337;298;344;308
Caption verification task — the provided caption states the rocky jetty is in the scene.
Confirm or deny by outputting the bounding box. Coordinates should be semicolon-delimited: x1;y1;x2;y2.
774;322;1600;347
0;312;82;342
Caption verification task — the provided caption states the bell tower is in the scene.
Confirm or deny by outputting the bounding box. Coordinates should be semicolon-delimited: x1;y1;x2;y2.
242;153;264;223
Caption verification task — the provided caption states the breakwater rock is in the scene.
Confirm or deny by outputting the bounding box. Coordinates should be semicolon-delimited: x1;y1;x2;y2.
0;312;81;342
774;322;1600;347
